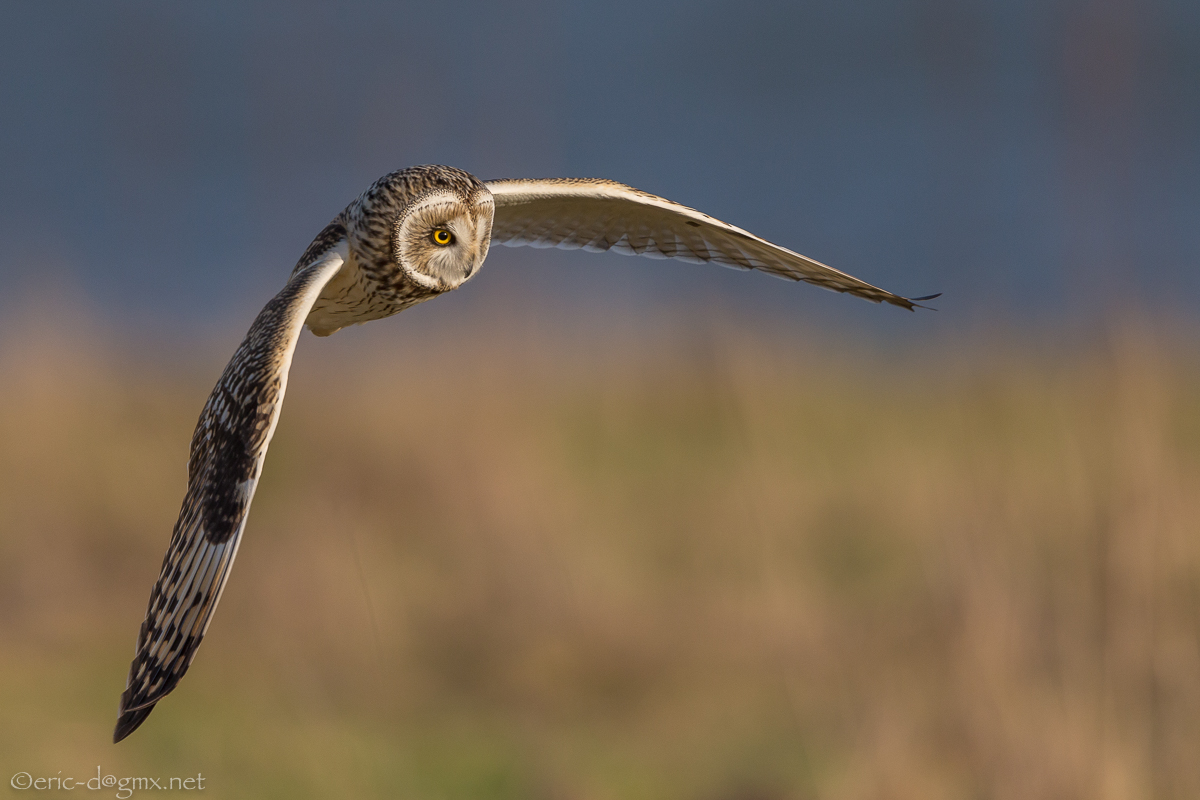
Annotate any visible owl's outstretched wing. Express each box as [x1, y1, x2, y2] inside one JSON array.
[[114, 241, 347, 743], [485, 178, 936, 309]]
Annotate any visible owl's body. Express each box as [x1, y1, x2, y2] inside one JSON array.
[[113, 164, 936, 743]]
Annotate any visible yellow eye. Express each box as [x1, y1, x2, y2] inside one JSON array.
[[431, 228, 453, 246]]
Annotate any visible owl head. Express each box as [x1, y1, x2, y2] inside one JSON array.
[[386, 166, 494, 292]]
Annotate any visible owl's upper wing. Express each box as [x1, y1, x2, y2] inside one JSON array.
[[485, 178, 936, 309], [113, 241, 347, 743]]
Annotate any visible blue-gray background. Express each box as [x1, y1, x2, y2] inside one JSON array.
[[2, 0, 1197, 339]]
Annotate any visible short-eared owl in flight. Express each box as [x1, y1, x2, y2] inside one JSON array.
[[114, 165, 937, 742]]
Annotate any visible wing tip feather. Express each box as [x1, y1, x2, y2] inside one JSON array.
[[905, 292, 942, 311], [113, 702, 156, 743]]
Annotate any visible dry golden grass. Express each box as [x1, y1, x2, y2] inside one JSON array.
[[2, 312, 1199, 799]]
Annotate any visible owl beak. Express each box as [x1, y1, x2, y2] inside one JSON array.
[[467, 204, 493, 280], [464, 246, 483, 279]]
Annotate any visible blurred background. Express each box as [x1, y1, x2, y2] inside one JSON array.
[[2, 1, 1199, 798]]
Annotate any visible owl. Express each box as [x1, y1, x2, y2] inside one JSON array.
[[113, 165, 936, 742]]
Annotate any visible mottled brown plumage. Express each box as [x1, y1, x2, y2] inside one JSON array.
[[115, 165, 934, 743]]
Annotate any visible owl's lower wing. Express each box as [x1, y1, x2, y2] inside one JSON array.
[[485, 178, 936, 310], [114, 242, 347, 743]]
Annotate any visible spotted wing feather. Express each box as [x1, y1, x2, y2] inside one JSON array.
[[114, 243, 347, 743], [485, 178, 934, 309]]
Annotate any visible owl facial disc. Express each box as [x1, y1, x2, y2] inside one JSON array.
[[393, 189, 494, 292]]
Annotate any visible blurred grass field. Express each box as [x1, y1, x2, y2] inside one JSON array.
[[2, 311, 1200, 799]]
